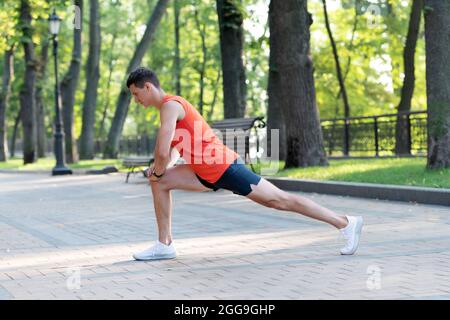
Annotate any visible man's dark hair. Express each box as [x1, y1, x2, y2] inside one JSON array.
[[126, 67, 160, 89]]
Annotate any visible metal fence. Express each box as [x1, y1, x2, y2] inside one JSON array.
[[93, 136, 156, 156], [320, 111, 428, 157], [10, 136, 156, 158]]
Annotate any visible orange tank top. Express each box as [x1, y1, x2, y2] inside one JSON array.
[[163, 95, 238, 183]]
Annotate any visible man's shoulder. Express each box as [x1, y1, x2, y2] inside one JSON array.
[[161, 99, 186, 121]]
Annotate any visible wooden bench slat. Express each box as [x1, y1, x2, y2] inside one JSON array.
[[123, 161, 150, 166], [211, 116, 263, 124], [212, 126, 253, 131], [212, 122, 254, 127], [211, 117, 264, 131], [218, 132, 250, 137], [212, 118, 256, 124], [122, 156, 154, 183], [212, 120, 255, 126]]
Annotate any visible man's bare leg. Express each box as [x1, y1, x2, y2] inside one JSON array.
[[150, 182, 173, 245], [246, 178, 348, 229], [149, 165, 211, 245]]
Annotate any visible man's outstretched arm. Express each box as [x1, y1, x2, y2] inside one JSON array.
[[152, 101, 183, 177]]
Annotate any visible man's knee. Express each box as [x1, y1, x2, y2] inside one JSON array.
[[150, 177, 170, 192], [264, 192, 292, 211]]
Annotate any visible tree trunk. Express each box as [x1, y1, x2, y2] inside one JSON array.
[[330, 2, 358, 154], [267, 69, 286, 160], [10, 105, 23, 158], [266, 12, 286, 161], [98, 30, 117, 141], [424, 0, 450, 169], [328, 4, 359, 156], [207, 68, 221, 122], [103, 0, 170, 159], [322, 0, 351, 156], [395, 0, 423, 156], [79, 0, 101, 160], [194, 6, 207, 116], [322, 0, 350, 118], [35, 39, 50, 158], [0, 47, 14, 162], [216, 0, 247, 118], [339, 2, 358, 100], [19, 0, 38, 164], [174, 0, 182, 96], [269, 0, 328, 168], [61, 0, 83, 164]]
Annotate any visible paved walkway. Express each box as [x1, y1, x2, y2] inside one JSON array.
[[1, 172, 449, 300]]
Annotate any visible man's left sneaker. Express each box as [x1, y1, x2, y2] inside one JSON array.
[[339, 215, 363, 255], [133, 241, 177, 261]]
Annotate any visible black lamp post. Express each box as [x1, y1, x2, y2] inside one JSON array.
[[49, 10, 72, 176]]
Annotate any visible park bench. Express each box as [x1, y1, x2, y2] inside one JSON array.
[[211, 116, 266, 172], [122, 156, 154, 183]]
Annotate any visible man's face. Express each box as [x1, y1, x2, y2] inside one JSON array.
[[130, 83, 152, 108]]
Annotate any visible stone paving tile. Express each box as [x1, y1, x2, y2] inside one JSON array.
[[1, 172, 449, 300]]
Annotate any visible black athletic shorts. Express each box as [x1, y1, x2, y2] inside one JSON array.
[[195, 158, 262, 196]]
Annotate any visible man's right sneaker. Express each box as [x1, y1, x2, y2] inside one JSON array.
[[133, 241, 177, 261], [339, 215, 363, 255]]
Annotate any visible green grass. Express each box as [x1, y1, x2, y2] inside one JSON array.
[[0, 157, 124, 171], [2, 156, 449, 189], [252, 157, 450, 189]]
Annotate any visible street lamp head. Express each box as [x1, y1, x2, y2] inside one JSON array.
[[48, 9, 61, 36]]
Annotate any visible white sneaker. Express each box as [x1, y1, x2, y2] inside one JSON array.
[[133, 241, 177, 261], [339, 215, 363, 255]]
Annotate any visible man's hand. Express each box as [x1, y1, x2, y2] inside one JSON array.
[[148, 167, 165, 183], [146, 165, 157, 183], [149, 174, 161, 183], [145, 164, 154, 178]]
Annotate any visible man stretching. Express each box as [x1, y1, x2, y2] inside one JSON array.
[[127, 67, 363, 261]]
